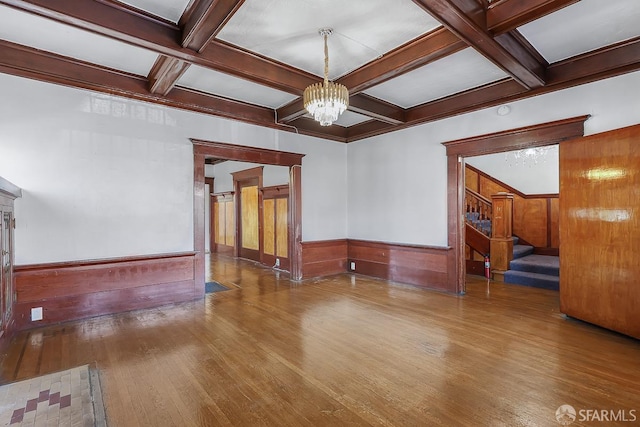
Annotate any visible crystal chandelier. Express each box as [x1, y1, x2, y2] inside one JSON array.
[[303, 29, 349, 126], [504, 146, 552, 167]]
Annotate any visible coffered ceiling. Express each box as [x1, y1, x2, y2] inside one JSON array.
[[0, 0, 638, 142]]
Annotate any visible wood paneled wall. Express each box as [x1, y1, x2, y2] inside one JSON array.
[[466, 164, 559, 253], [212, 193, 234, 255], [348, 240, 451, 291], [559, 124, 640, 339], [302, 239, 454, 291], [301, 239, 348, 279], [13, 252, 196, 331]]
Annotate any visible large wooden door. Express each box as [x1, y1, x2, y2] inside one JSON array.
[[212, 193, 235, 255], [559, 124, 640, 339], [262, 185, 289, 270], [0, 180, 18, 337], [239, 182, 260, 261], [1, 210, 14, 328], [233, 167, 263, 263]]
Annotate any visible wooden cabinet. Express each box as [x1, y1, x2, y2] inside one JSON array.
[[0, 177, 21, 341]]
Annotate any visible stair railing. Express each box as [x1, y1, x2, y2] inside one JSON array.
[[465, 188, 492, 237]]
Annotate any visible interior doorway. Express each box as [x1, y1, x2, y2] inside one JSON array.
[[192, 139, 305, 293], [443, 115, 589, 294]]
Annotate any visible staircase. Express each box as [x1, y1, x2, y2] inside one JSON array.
[[504, 237, 559, 290]]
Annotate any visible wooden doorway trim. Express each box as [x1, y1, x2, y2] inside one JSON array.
[[191, 140, 305, 296], [205, 177, 214, 255], [441, 115, 589, 294]]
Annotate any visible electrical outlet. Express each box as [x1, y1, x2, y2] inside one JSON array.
[[31, 307, 43, 321], [275, 258, 280, 267], [350, 261, 356, 271]]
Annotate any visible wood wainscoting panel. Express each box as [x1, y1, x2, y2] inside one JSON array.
[[559, 124, 640, 339], [13, 252, 197, 330], [301, 240, 348, 279], [348, 240, 450, 291], [513, 197, 547, 247], [465, 167, 479, 192], [549, 197, 560, 248]]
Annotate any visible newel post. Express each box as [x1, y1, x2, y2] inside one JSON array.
[[490, 192, 514, 281]]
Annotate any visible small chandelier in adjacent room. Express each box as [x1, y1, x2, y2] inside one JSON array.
[[303, 29, 349, 126]]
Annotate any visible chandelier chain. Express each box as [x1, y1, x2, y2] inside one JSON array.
[[323, 32, 329, 86]]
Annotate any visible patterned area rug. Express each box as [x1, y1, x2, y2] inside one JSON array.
[[0, 364, 106, 426]]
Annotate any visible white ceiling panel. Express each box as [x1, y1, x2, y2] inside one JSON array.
[[178, 65, 298, 109], [518, 0, 640, 63], [0, 5, 158, 77], [364, 48, 510, 108], [116, 0, 191, 23], [217, 0, 441, 79]]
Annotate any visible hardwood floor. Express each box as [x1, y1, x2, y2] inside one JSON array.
[[2, 254, 639, 426]]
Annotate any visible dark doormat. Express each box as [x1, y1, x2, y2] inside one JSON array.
[[205, 281, 230, 293]]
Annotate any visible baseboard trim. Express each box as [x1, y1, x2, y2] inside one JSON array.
[[14, 252, 197, 330]]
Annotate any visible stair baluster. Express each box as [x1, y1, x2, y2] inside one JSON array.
[[464, 189, 492, 237]]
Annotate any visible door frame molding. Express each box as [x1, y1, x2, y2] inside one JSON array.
[[191, 140, 304, 295], [441, 115, 589, 294]]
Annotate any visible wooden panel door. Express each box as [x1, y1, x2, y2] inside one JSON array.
[[240, 185, 259, 257], [559, 124, 640, 339], [262, 186, 289, 270], [1, 208, 14, 330], [212, 194, 234, 255]]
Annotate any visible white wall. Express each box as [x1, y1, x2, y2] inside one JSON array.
[[347, 70, 640, 246], [2, 69, 639, 263], [206, 162, 290, 193], [466, 145, 559, 194], [0, 74, 347, 264]]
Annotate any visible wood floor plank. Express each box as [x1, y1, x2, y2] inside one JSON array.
[[1, 253, 639, 426]]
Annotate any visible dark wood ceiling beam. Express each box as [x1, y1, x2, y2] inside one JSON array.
[[147, 55, 191, 95], [346, 120, 396, 140], [0, 0, 184, 56], [275, 93, 406, 126], [546, 36, 640, 85], [274, 28, 463, 126], [405, 78, 525, 123], [487, 0, 580, 35], [181, 0, 246, 51], [201, 41, 317, 93], [287, 118, 349, 143], [348, 37, 640, 141], [0, 39, 277, 127], [337, 27, 466, 93], [0, 0, 318, 95], [348, 95, 405, 125], [412, 0, 546, 89], [3, 0, 410, 127], [276, 99, 306, 123], [147, 0, 245, 97]]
